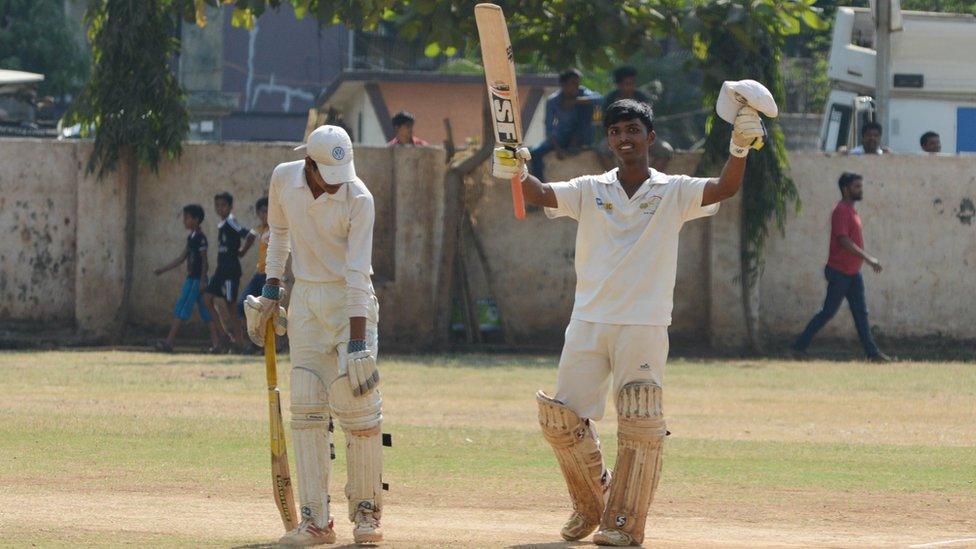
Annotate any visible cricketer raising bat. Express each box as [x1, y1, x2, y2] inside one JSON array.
[[265, 318, 298, 531], [475, 3, 527, 220]]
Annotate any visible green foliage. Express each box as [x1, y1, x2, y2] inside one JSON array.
[[686, 1, 822, 301], [66, 0, 188, 177], [0, 0, 89, 97]]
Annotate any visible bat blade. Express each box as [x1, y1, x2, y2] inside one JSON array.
[[266, 321, 298, 532], [475, 3, 527, 220]]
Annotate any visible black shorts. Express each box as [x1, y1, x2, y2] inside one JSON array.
[[205, 270, 241, 303]]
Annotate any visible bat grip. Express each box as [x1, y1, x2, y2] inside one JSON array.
[[265, 318, 277, 387], [510, 175, 526, 220]]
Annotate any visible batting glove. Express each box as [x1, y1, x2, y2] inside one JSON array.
[[244, 293, 287, 347], [344, 339, 379, 397], [729, 106, 766, 158], [492, 146, 530, 181]]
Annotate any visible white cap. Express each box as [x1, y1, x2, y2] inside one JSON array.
[[716, 79, 779, 124], [294, 125, 356, 183]]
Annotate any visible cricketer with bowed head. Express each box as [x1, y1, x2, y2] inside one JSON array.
[[494, 80, 777, 546], [244, 125, 383, 546]]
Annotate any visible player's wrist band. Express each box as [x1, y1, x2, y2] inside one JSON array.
[[729, 141, 749, 158], [348, 339, 367, 353], [261, 284, 281, 300]]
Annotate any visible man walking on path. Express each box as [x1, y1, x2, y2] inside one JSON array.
[[791, 172, 891, 362]]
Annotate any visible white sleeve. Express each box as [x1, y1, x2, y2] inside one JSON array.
[[345, 191, 375, 318], [264, 166, 291, 280], [673, 175, 720, 222], [543, 177, 585, 221]]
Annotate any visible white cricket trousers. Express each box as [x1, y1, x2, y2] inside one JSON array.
[[554, 319, 669, 421], [287, 279, 380, 526]]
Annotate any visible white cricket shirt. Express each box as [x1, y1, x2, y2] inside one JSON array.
[[265, 160, 375, 318], [545, 168, 718, 326]]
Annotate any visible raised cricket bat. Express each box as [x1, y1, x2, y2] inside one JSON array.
[[265, 319, 298, 531], [475, 3, 527, 220]]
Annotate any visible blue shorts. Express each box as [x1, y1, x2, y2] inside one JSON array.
[[237, 272, 267, 317], [174, 278, 212, 322]]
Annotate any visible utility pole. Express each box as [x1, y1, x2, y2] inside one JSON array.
[[875, 0, 892, 147]]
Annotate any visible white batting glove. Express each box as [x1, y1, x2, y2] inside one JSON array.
[[244, 294, 287, 347], [729, 106, 766, 158], [344, 339, 379, 397], [492, 146, 530, 181]]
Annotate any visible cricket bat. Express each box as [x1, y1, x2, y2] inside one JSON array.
[[265, 319, 298, 531], [475, 3, 527, 220]]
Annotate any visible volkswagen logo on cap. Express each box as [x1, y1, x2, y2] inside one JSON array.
[[332, 146, 345, 161]]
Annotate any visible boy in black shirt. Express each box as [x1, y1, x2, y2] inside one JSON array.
[[153, 205, 221, 352], [204, 192, 256, 351]]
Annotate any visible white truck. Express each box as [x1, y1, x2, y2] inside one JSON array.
[[819, 5, 976, 154]]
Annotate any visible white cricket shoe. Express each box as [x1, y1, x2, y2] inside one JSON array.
[[278, 518, 336, 546], [352, 501, 383, 544], [560, 510, 600, 541]]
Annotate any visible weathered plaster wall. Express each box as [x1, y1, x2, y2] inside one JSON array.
[[0, 140, 79, 322], [3, 138, 974, 347]]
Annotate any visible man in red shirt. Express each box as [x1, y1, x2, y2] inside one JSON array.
[[387, 111, 430, 146], [792, 172, 891, 361]]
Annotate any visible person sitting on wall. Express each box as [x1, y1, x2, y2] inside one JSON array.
[[920, 131, 941, 154], [388, 110, 430, 146], [529, 68, 602, 181], [841, 121, 891, 155]]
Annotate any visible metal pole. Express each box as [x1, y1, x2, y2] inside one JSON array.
[[875, 0, 891, 148]]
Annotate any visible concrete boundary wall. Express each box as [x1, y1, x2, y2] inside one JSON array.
[[1, 138, 974, 348]]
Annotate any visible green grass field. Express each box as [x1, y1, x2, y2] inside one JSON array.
[[1, 350, 974, 547]]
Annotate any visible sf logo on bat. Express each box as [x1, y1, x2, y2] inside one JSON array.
[[489, 84, 518, 145]]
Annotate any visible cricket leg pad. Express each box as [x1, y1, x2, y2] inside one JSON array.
[[536, 390, 611, 541], [329, 376, 383, 523], [290, 367, 333, 529], [594, 381, 667, 546]]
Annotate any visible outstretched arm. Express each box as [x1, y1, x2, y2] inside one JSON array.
[[154, 250, 187, 275]]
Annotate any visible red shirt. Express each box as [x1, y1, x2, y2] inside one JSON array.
[[827, 201, 864, 275]]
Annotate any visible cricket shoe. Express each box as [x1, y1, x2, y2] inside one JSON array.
[[593, 527, 639, 546], [560, 511, 600, 541], [352, 500, 383, 544], [278, 518, 336, 546]]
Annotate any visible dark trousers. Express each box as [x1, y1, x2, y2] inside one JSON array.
[[792, 265, 880, 357], [530, 135, 577, 182]]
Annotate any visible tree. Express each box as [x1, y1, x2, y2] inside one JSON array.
[[0, 0, 89, 97], [683, 0, 825, 352], [65, 0, 188, 339]]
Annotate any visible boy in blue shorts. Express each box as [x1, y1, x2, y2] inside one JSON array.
[[153, 204, 221, 352]]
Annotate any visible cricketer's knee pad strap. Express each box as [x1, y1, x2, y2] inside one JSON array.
[[536, 390, 610, 525], [290, 367, 332, 528], [329, 377, 383, 521], [600, 381, 667, 544]]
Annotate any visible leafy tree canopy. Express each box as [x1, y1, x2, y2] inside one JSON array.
[[0, 0, 89, 97]]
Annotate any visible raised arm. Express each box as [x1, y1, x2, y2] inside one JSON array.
[[701, 155, 746, 206], [701, 106, 766, 207]]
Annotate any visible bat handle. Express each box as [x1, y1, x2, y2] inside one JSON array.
[[510, 175, 526, 220]]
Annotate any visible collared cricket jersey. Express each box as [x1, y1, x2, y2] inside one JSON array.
[[545, 168, 719, 326], [265, 160, 375, 318]]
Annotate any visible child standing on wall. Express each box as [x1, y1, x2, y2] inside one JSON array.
[[237, 196, 271, 353], [153, 204, 222, 352]]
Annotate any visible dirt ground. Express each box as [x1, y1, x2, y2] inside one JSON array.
[[5, 485, 976, 547]]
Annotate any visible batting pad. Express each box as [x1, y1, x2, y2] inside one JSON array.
[[598, 381, 667, 545], [330, 378, 383, 521], [536, 391, 611, 541], [290, 368, 333, 529]]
